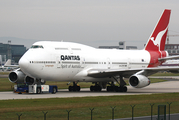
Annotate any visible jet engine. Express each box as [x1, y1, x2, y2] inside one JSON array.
[[9, 69, 42, 85], [129, 74, 150, 88], [25, 76, 35, 85], [9, 69, 25, 83]]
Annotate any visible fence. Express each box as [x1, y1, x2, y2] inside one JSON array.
[[1, 102, 174, 120]]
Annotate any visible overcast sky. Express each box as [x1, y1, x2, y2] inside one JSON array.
[[0, 0, 179, 49]]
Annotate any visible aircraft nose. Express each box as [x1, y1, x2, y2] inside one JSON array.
[[19, 57, 29, 71]]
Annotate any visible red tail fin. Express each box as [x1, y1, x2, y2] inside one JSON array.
[[145, 9, 171, 51]]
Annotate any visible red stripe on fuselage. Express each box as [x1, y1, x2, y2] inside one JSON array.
[[147, 51, 167, 67]]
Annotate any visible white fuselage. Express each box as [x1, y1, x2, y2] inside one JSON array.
[[19, 41, 151, 82]]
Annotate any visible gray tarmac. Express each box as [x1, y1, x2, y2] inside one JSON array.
[[0, 80, 179, 100], [0, 74, 8, 78]]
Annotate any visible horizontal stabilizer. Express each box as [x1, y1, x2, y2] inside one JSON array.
[[158, 55, 179, 61]]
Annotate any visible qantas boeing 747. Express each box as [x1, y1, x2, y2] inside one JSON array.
[[9, 9, 179, 92]]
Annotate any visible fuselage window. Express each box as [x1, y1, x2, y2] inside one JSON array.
[[30, 61, 56, 64]]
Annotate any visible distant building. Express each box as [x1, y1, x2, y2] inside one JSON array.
[[99, 46, 119, 49], [0, 42, 26, 64], [126, 46, 138, 50], [119, 41, 126, 49], [165, 44, 179, 56]]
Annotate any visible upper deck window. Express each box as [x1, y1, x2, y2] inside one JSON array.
[[31, 45, 44, 49]]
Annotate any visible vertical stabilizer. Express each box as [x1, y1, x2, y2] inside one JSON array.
[[145, 9, 171, 51]]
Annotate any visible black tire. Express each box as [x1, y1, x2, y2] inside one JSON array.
[[122, 86, 127, 92], [77, 86, 80, 91], [107, 86, 113, 92], [90, 86, 94, 91], [97, 86, 102, 92], [37, 87, 41, 94], [52, 87, 57, 94], [107, 86, 110, 92], [68, 86, 72, 92], [94, 86, 98, 91], [114, 86, 119, 92]]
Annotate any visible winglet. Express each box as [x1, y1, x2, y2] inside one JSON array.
[[144, 9, 171, 51]]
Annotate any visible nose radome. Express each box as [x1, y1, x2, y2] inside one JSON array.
[[19, 57, 29, 71]]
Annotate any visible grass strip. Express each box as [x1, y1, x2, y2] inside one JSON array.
[[0, 93, 179, 120]]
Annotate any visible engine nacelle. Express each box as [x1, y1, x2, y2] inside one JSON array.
[[25, 76, 35, 85], [9, 70, 25, 83], [129, 74, 150, 88]]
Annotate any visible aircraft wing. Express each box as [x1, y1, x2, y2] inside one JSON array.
[[4, 65, 19, 67], [87, 66, 179, 78]]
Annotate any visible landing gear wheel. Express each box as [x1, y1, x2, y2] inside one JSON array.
[[114, 86, 120, 92], [109, 76, 127, 92], [52, 87, 57, 94], [107, 86, 127, 92], [107, 86, 114, 92], [121, 86, 127, 92], [68, 86, 73, 92], [37, 87, 41, 94], [90, 86, 94, 91], [68, 85, 81, 92], [90, 85, 102, 92], [77, 86, 80, 91], [96, 86, 102, 91]]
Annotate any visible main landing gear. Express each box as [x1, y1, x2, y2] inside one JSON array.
[[68, 76, 127, 92], [68, 82, 81, 92], [107, 85, 127, 92], [90, 82, 102, 92], [107, 76, 127, 92]]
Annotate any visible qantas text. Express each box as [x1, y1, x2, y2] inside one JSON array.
[[61, 55, 80, 61]]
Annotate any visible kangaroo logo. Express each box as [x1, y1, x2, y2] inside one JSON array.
[[150, 27, 168, 51]]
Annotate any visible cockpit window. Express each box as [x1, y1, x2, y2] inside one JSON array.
[[31, 45, 44, 49]]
